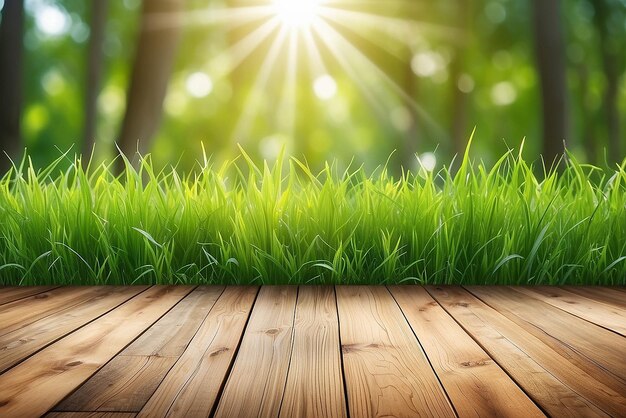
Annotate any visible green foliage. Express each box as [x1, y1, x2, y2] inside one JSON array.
[[15, 0, 626, 172], [1, 147, 625, 285]]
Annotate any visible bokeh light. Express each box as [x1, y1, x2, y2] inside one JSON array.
[[313, 75, 337, 100], [185, 72, 213, 98]]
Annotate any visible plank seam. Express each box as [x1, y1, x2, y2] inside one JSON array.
[[333, 285, 351, 418], [138, 286, 227, 415], [48, 286, 198, 413], [276, 285, 300, 417], [510, 287, 626, 338], [386, 286, 460, 418], [561, 286, 626, 308], [0, 286, 61, 306], [0, 286, 153, 376], [464, 286, 626, 385], [0, 287, 119, 339], [208, 286, 261, 418], [425, 286, 563, 418]]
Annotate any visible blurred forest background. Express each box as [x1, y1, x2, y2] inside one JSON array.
[[0, 0, 625, 174]]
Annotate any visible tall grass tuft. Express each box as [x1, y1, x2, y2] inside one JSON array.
[[1, 146, 625, 285]]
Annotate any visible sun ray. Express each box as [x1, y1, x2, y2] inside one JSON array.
[[314, 18, 446, 137], [319, 8, 461, 52], [163, 0, 452, 154], [210, 17, 282, 81], [276, 30, 299, 139], [312, 19, 391, 123], [143, 5, 276, 31], [321, 7, 458, 36], [318, 13, 412, 65], [232, 25, 290, 144], [302, 25, 329, 77]]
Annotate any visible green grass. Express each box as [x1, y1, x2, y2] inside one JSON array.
[[1, 144, 626, 285]]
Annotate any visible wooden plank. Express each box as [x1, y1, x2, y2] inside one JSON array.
[[46, 413, 136, 418], [213, 286, 297, 418], [123, 286, 226, 357], [513, 286, 626, 336], [389, 286, 543, 418], [562, 286, 626, 309], [138, 286, 258, 417], [428, 286, 620, 417], [55, 286, 224, 412], [466, 286, 626, 382], [0, 286, 58, 305], [0, 287, 119, 336], [279, 286, 347, 418], [336, 286, 455, 418], [55, 355, 176, 413], [0, 286, 148, 373], [0, 286, 194, 417]]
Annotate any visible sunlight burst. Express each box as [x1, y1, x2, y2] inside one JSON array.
[[271, 0, 322, 29], [179, 0, 451, 151]]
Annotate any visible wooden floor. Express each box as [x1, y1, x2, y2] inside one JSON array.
[[0, 286, 624, 417]]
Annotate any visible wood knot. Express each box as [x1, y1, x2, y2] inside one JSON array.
[[0, 400, 9, 407], [419, 301, 439, 311], [454, 302, 469, 308], [209, 347, 229, 357], [342, 343, 381, 353], [264, 328, 280, 336], [460, 359, 491, 367], [66, 361, 83, 367], [34, 293, 49, 299], [342, 344, 356, 354]]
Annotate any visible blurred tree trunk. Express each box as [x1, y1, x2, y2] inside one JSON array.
[[399, 54, 419, 171], [577, 64, 597, 164], [591, 0, 622, 164], [116, 0, 183, 172], [532, 0, 568, 166], [449, 0, 471, 158], [83, 0, 109, 167], [0, 0, 25, 172]]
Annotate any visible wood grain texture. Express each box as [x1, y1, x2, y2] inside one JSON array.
[[0, 286, 58, 305], [513, 286, 626, 336], [0, 286, 147, 373], [139, 286, 258, 418], [562, 286, 626, 308], [389, 286, 543, 418], [56, 355, 176, 413], [1, 285, 624, 418], [0, 286, 194, 417], [428, 286, 620, 417], [466, 286, 626, 382], [279, 286, 347, 418], [55, 286, 224, 412], [123, 286, 226, 357], [55, 286, 225, 412], [214, 286, 297, 418], [0, 287, 122, 336], [336, 286, 455, 418], [46, 413, 136, 418]]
